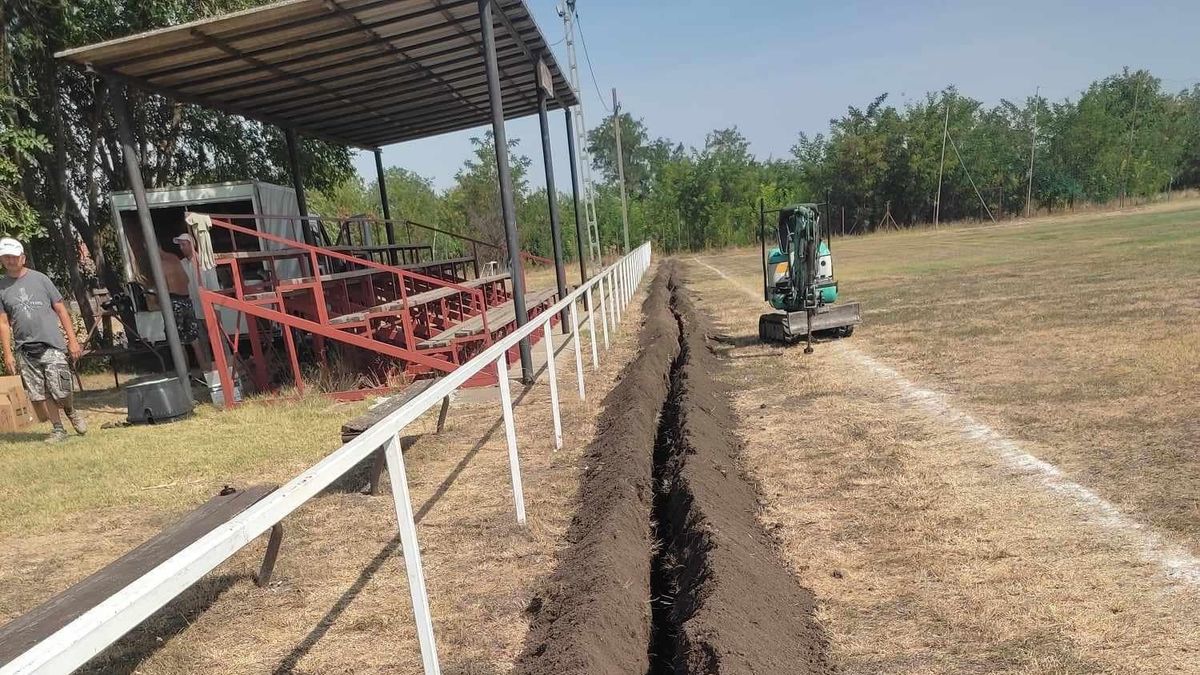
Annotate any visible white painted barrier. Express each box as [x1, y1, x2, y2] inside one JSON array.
[[1, 243, 653, 675]]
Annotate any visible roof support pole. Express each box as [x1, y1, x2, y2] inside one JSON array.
[[285, 128, 315, 245], [479, 0, 532, 383], [109, 83, 194, 404], [536, 71, 569, 328], [375, 149, 398, 264], [564, 107, 588, 284]]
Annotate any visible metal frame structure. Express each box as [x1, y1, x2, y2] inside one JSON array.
[[57, 0, 583, 388], [190, 214, 563, 398], [1, 242, 651, 675], [55, 0, 576, 149]]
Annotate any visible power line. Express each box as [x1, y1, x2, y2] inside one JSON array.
[[572, 9, 611, 113]]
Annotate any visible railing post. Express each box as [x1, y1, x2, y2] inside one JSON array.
[[382, 433, 441, 675], [495, 355, 526, 525], [201, 293, 234, 410], [619, 263, 627, 317], [612, 267, 622, 325], [569, 299, 586, 400], [622, 260, 629, 306], [585, 286, 599, 369], [542, 323, 563, 451], [597, 275, 610, 350]]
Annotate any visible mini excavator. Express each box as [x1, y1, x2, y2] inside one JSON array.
[[758, 201, 861, 353]]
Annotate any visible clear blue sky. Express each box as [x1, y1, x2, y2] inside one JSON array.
[[356, 0, 1200, 192]]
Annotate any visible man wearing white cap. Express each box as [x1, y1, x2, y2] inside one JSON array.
[[0, 237, 86, 443], [172, 232, 214, 371]]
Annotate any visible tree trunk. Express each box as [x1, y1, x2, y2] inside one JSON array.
[[45, 57, 98, 336]]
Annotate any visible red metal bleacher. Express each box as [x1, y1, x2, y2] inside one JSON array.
[[192, 215, 559, 403]]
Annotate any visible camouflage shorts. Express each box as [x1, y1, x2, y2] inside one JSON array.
[[18, 347, 73, 402], [170, 296, 200, 343]]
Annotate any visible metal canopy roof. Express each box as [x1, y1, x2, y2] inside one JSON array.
[[56, 0, 578, 150]]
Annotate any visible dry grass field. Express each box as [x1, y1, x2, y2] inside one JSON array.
[[4, 199, 1198, 673], [0, 277, 646, 674], [683, 200, 1200, 673]]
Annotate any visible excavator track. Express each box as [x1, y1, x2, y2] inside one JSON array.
[[758, 302, 862, 344]]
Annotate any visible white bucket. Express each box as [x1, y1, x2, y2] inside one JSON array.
[[205, 370, 244, 407]]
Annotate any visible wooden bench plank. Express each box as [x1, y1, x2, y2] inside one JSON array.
[[328, 273, 512, 326], [0, 485, 278, 666], [340, 380, 452, 495], [326, 244, 431, 254], [276, 257, 476, 289], [278, 267, 384, 286], [341, 379, 439, 442], [216, 249, 306, 261], [417, 288, 558, 349]]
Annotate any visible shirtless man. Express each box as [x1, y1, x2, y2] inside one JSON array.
[[156, 243, 209, 371], [172, 233, 214, 371]]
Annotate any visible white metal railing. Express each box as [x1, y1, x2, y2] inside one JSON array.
[[3, 242, 653, 675]]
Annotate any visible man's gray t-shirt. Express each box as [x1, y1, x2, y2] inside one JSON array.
[[0, 270, 67, 351]]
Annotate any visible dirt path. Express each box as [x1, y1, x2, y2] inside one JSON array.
[[518, 260, 830, 674], [682, 253, 1200, 673]]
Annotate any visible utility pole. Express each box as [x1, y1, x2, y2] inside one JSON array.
[[934, 99, 950, 228], [558, 1, 601, 266], [1025, 85, 1039, 218], [612, 87, 630, 252]]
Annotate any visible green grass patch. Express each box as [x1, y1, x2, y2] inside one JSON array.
[[0, 391, 367, 536]]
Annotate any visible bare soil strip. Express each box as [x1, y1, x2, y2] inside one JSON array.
[[518, 260, 830, 674]]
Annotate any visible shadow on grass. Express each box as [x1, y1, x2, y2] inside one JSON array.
[[0, 431, 49, 443], [271, 382, 537, 674], [324, 436, 420, 495], [78, 573, 243, 675], [710, 332, 762, 349]]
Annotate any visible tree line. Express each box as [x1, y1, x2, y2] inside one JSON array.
[[4, 0, 1198, 315], [320, 67, 1200, 260], [2, 0, 356, 327], [584, 68, 1200, 254]]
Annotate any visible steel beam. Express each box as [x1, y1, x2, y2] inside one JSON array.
[[429, 0, 536, 110], [537, 76, 568, 325], [324, 0, 491, 120], [109, 83, 193, 404], [259, 44, 527, 119], [110, 0, 476, 75], [564, 106, 588, 283], [174, 1, 487, 90], [375, 150, 396, 249], [479, 0, 532, 382], [310, 75, 536, 136]]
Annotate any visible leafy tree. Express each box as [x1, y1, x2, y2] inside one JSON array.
[[444, 133, 531, 257], [3, 0, 354, 332]]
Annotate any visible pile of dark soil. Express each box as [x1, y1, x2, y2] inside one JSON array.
[[517, 260, 831, 674]]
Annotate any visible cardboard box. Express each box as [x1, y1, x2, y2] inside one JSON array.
[[0, 376, 36, 432]]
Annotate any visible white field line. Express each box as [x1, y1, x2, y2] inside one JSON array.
[[690, 255, 1200, 585]]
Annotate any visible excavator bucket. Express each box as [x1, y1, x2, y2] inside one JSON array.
[[759, 302, 862, 344]]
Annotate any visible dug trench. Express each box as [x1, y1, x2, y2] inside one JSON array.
[[517, 260, 831, 674]]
